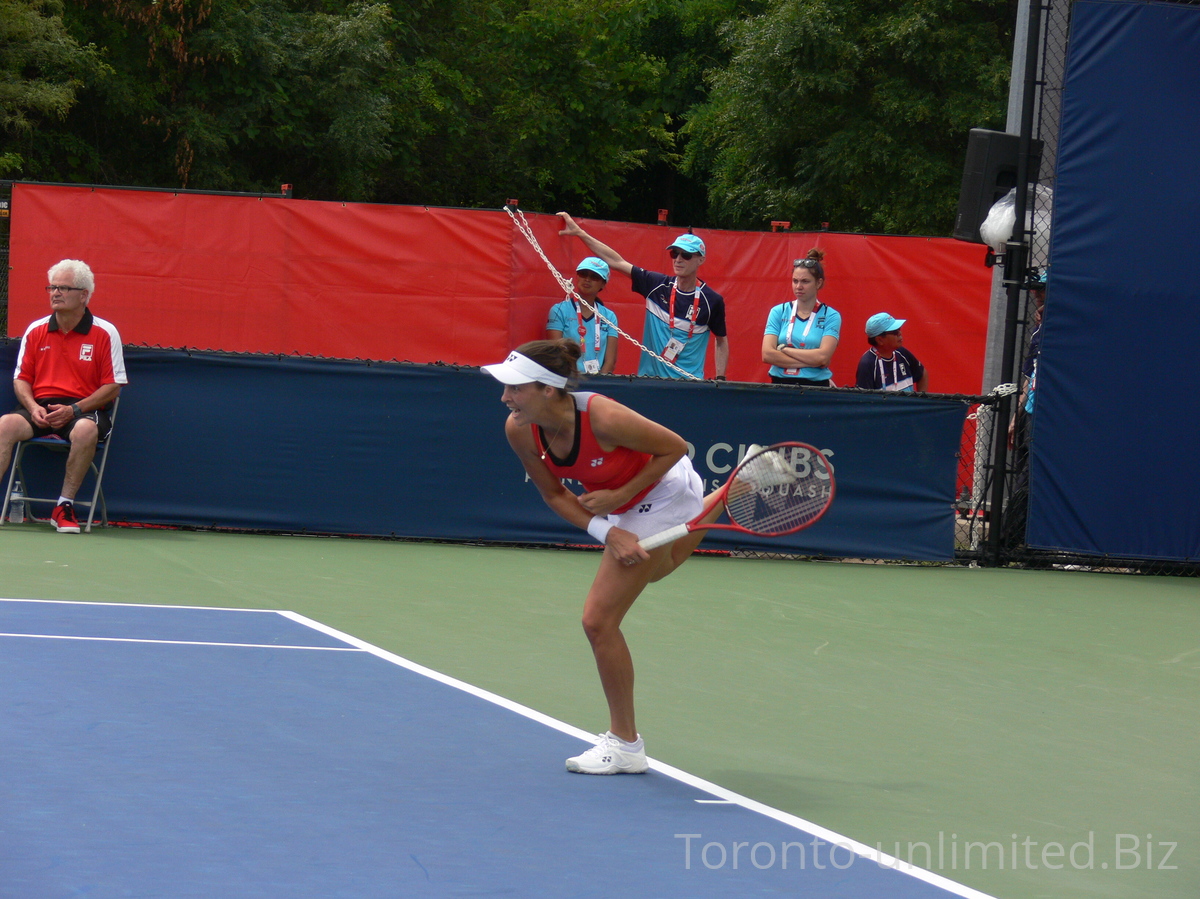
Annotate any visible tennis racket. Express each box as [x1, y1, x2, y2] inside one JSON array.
[[638, 442, 835, 550]]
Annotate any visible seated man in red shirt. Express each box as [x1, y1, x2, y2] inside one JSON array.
[[1, 259, 128, 533]]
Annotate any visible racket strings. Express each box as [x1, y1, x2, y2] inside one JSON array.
[[725, 448, 833, 535]]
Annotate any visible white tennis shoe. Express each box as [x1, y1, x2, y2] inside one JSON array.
[[738, 444, 795, 490], [566, 732, 648, 775]]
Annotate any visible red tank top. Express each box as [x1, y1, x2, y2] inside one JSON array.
[[532, 392, 656, 514]]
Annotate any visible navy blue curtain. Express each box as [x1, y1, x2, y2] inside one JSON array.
[[2, 345, 966, 559], [1027, 0, 1200, 560]]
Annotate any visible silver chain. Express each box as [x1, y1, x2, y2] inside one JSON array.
[[504, 205, 702, 381]]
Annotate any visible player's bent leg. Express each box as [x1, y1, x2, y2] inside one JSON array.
[[579, 547, 665, 742], [567, 550, 662, 775]]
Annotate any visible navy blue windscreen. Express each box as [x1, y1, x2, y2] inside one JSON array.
[[1027, 0, 1200, 560], [0, 345, 965, 560]]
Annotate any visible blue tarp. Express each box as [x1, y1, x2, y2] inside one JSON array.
[[2, 346, 966, 560], [1027, 0, 1200, 560]]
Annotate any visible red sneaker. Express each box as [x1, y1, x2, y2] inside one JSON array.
[[51, 502, 81, 534]]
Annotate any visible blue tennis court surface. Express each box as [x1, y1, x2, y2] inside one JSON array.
[[2, 598, 994, 898]]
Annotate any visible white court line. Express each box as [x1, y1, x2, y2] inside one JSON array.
[[280, 610, 1001, 899], [0, 632, 362, 651], [1, 597, 998, 899], [0, 597, 285, 614], [0, 598, 357, 651]]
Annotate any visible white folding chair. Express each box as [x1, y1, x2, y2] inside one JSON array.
[[2, 397, 120, 533]]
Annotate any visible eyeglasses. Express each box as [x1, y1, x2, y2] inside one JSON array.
[[46, 285, 84, 294], [668, 249, 695, 261], [793, 259, 820, 269]]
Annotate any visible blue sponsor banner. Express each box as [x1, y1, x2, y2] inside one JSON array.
[[1, 346, 966, 559]]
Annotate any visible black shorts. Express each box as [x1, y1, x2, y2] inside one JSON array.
[[11, 397, 114, 442], [770, 375, 832, 387]]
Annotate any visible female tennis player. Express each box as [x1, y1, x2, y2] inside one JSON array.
[[483, 339, 723, 774]]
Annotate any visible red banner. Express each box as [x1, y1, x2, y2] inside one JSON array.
[[10, 184, 990, 392]]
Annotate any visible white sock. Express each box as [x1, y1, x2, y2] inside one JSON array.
[[58, 496, 73, 506], [612, 732, 643, 751]]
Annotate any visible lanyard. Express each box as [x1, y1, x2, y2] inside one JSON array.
[[784, 300, 820, 347], [573, 299, 602, 354], [669, 282, 703, 343], [875, 350, 899, 388], [874, 349, 913, 391]]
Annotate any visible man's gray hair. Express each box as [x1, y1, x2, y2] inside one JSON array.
[[48, 259, 95, 302]]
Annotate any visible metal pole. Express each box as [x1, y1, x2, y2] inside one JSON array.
[[985, 0, 1043, 564]]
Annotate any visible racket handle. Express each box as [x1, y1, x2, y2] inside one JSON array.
[[638, 524, 690, 551]]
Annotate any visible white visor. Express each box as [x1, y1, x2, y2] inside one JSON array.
[[481, 351, 568, 388]]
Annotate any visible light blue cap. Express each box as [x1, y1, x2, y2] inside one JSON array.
[[576, 256, 610, 281], [668, 234, 706, 256], [865, 312, 906, 338]]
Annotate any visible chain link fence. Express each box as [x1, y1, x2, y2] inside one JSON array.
[[0, 181, 11, 336]]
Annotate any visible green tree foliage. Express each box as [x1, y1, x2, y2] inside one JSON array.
[[376, 0, 675, 214], [687, 0, 1012, 234], [7, 0, 1013, 234], [609, 0, 764, 226], [0, 0, 106, 176], [19, 0, 686, 213], [25, 0, 404, 197]]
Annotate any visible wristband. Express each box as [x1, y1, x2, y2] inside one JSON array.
[[71, 403, 82, 417], [586, 516, 613, 544], [714, 375, 727, 381]]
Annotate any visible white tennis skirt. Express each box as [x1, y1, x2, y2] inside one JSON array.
[[607, 456, 705, 541]]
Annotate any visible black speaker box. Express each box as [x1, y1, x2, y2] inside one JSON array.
[[953, 129, 1043, 244]]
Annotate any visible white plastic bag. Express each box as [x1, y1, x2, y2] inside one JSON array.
[[979, 185, 1054, 264], [979, 189, 1017, 253]]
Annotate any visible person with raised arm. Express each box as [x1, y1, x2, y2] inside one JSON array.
[[557, 213, 728, 380]]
